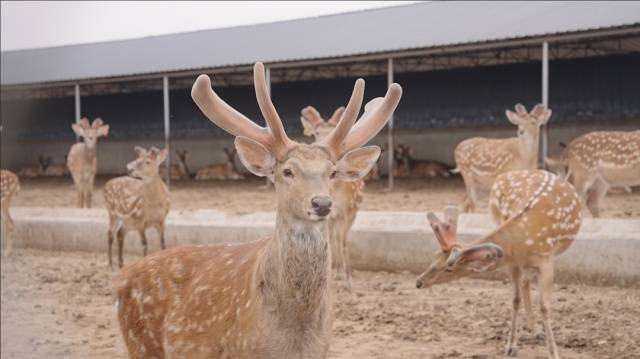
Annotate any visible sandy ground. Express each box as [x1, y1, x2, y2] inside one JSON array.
[[2, 248, 639, 359], [11, 176, 640, 218]]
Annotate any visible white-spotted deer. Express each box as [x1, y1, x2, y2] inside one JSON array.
[[195, 147, 244, 180], [67, 117, 109, 207], [116, 62, 401, 358], [1, 169, 20, 256], [162, 150, 191, 181], [395, 144, 452, 178], [544, 131, 639, 217], [104, 147, 170, 268], [454, 104, 551, 212], [301, 105, 366, 288], [417, 170, 582, 359]]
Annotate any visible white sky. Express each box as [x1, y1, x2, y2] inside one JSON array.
[[1, 1, 419, 51]]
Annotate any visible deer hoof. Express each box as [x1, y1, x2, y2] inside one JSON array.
[[505, 345, 518, 357]]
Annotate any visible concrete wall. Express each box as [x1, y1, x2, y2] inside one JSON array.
[[3, 207, 639, 287], [2, 121, 638, 174]]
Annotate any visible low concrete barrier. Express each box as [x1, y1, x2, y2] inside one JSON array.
[[2, 207, 639, 286]]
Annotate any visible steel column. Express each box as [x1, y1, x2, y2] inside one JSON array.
[[74, 83, 81, 123]]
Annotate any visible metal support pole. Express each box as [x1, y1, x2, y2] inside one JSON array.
[[74, 83, 81, 140], [541, 42, 549, 168], [163, 76, 171, 189], [387, 58, 395, 190]]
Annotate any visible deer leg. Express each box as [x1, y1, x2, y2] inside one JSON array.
[[85, 189, 93, 208], [341, 214, 356, 290], [108, 226, 114, 269], [538, 262, 561, 359], [522, 277, 543, 339], [117, 227, 126, 269], [139, 228, 148, 257], [506, 266, 522, 357], [77, 189, 84, 208], [460, 171, 477, 213], [157, 223, 166, 250], [586, 178, 609, 218], [2, 207, 15, 256]]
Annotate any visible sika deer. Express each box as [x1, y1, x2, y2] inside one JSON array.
[[301, 105, 366, 287], [545, 131, 639, 217], [416, 170, 582, 359], [67, 117, 109, 208], [395, 144, 452, 178], [195, 147, 244, 180], [115, 62, 401, 358], [162, 150, 191, 181], [1, 169, 20, 256], [104, 147, 170, 268], [454, 104, 551, 212]]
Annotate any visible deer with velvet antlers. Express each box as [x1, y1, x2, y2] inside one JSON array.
[[115, 63, 401, 358], [454, 104, 551, 212], [545, 130, 639, 217], [104, 147, 170, 268], [300, 105, 366, 288], [67, 117, 109, 208], [416, 170, 581, 359]]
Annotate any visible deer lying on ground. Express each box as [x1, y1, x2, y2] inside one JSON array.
[[161, 150, 191, 181], [18, 156, 46, 178], [395, 144, 452, 178], [116, 62, 401, 358], [44, 156, 70, 177], [104, 146, 170, 268], [301, 105, 365, 288], [454, 104, 551, 212], [195, 147, 244, 180], [417, 170, 582, 359], [544, 131, 639, 217], [1, 169, 20, 256], [67, 117, 109, 207]]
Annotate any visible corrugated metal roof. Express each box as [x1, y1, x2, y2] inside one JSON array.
[[2, 1, 639, 86]]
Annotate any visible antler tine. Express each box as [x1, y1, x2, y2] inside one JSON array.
[[319, 79, 365, 158], [79, 117, 91, 129], [327, 106, 346, 126], [514, 103, 527, 116], [301, 106, 325, 128], [191, 73, 272, 148], [530, 103, 545, 117], [91, 117, 104, 129], [253, 62, 296, 159], [336, 83, 402, 157]]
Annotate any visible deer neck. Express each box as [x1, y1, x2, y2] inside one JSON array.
[[517, 131, 539, 168], [141, 175, 166, 201], [82, 144, 97, 162], [258, 212, 331, 326]]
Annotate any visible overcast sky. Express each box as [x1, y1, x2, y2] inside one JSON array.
[[1, 1, 419, 51]]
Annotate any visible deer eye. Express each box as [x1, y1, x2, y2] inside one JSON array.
[[283, 169, 293, 178]]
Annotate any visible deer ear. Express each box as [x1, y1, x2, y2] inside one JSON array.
[[300, 116, 316, 137], [539, 109, 552, 125], [97, 124, 109, 137], [72, 123, 85, 137], [446, 243, 503, 272], [235, 136, 276, 179], [505, 110, 521, 125], [334, 146, 381, 181], [154, 148, 168, 164], [134, 146, 147, 157]]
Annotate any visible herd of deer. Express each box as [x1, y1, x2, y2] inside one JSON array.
[[0, 62, 638, 358]]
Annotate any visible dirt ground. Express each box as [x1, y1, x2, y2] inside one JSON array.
[[11, 176, 640, 218], [1, 248, 639, 359]]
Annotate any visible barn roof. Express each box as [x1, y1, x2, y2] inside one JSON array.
[[2, 1, 639, 86]]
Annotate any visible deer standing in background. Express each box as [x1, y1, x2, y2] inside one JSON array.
[[67, 117, 109, 208], [104, 147, 170, 268], [195, 147, 245, 180], [454, 104, 551, 212], [395, 144, 452, 178], [301, 105, 364, 288], [417, 170, 581, 359], [116, 62, 401, 358], [1, 170, 20, 256], [544, 131, 639, 217], [162, 149, 191, 181]]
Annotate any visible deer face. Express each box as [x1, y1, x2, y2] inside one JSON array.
[[416, 207, 503, 289], [72, 117, 109, 149], [505, 104, 551, 142], [301, 106, 346, 143], [127, 147, 168, 180]]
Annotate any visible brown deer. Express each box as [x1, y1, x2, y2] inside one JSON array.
[[395, 144, 452, 178], [18, 156, 46, 178], [544, 131, 639, 217], [44, 156, 70, 177], [417, 170, 582, 359], [104, 146, 169, 268], [195, 147, 244, 180], [115, 62, 401, 358], [454, 104, 551, 212], [161, 150, 191, 181], [1, 169, 20, 256], [67, 117, 109, 207], [301, 105, 366, 288]]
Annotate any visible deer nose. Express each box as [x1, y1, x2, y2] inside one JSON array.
[[416, 279, 423, 289], [311, 196, 332, 216]]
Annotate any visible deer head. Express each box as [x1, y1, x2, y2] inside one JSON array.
[[72, 117, 109, 149], [300, 106, 346, 141], [505, 104, 551, 143], [127, 146, 168, 181], [416, 206, 503, 289], [192, 62, 401, 221]]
